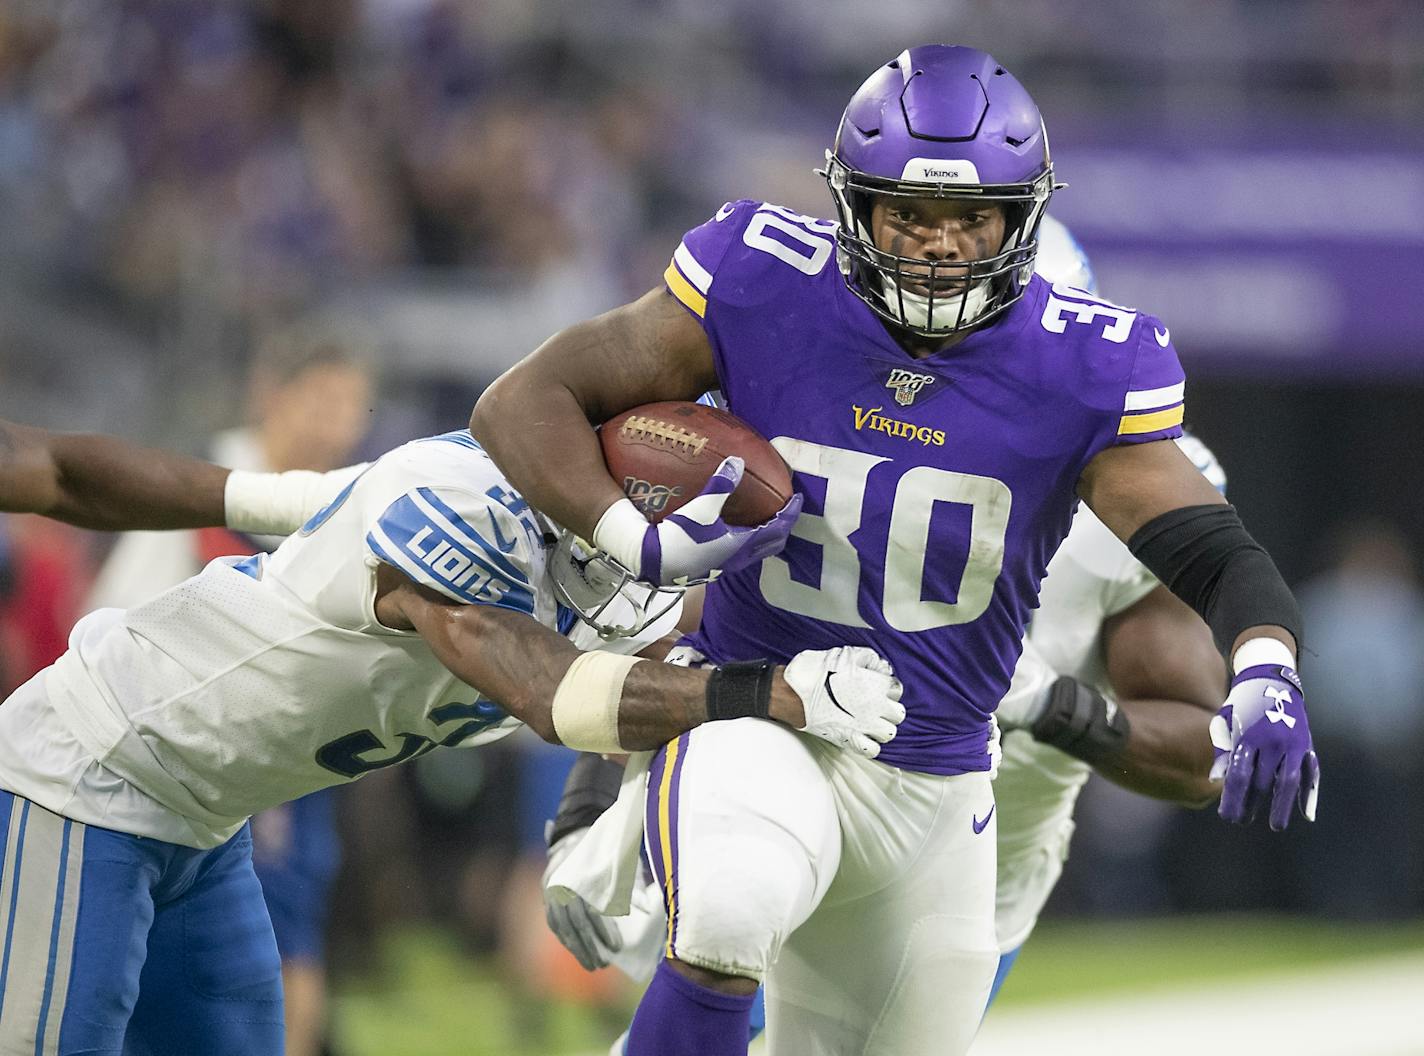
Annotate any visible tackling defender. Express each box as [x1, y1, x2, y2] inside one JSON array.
[[474, 45, 1317, 1056], [83, 320, 376, 1056], [0, 420, 906, 1054]]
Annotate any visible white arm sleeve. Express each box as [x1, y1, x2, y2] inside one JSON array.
[[996, 637, 1060, 729], [224, 463, 370, 536]]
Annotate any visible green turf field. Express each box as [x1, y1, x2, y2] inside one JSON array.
[[330, 916, 1424, 1055]]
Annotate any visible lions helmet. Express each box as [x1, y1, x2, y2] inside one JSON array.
[[1033, 214, 1097, 295]]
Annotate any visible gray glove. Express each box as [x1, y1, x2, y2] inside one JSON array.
[[542, 826, 622, 971]]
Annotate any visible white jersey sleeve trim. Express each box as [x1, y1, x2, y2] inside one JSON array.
[[1123, 381, 1185, 411], [674, 242, 714, 294]]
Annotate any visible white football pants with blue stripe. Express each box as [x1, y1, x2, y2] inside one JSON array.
[[0, 791, 283, 1056]]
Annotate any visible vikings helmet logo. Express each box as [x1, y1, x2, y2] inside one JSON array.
[[885, 368, 935, 407]]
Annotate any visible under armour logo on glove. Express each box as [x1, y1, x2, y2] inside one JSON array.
[[1263, 688, 1296, 727], [1210, 665, 1319, 831]]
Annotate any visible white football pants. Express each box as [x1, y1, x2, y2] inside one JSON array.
[[642, 717, 998, 1055]]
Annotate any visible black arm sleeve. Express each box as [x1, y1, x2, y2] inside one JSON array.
[[1127, 504, 1302, 657], [1031, 676, 1131, 770]]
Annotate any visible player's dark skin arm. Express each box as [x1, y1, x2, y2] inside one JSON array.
[[0, 418, 230, 530], [372, 564, 807, 747], [471, 289, 716, 538], [1078, 439, 1296, 661], [1097, 585, 1223, 807]]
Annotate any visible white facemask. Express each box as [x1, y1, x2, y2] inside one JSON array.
[[547, 531, 684, 640]]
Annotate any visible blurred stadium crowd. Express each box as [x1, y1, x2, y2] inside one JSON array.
[[1, 0, 1420, 413], [1, 0, 1422, 1051]]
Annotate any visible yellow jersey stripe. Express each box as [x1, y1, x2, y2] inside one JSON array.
[[1118, 403, 1185, 435], [674, 242, 713, 294], [663, 262, 707, 318], [658, 737, 681, 957]]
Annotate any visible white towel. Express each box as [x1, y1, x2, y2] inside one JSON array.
[[547, 750, 652, 917]]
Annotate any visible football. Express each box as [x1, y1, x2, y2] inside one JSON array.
[[600, 401, 794, 526]]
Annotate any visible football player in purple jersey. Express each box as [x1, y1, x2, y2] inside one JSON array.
[[475, 44, 1317, 1056], [538, 218, 1235, 1056]]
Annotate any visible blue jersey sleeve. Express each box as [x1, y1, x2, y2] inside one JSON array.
[[1114, 312, 1186, 445], [365, 486, 537, 615]]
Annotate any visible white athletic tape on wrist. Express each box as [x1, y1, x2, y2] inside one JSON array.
[[592, 498, 649, 576], [224, 463, 368, 536], [1232, 636, 1296, 675], [551, 651, 647, 753]]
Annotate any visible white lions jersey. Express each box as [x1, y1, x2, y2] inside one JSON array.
[[0, 431, 675, 849], [993, 434, 1225, 952]]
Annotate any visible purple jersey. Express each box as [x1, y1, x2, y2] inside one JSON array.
[[664, 200, 1185, 775]]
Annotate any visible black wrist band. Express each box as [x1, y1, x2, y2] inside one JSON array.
[[547, 753, 625, 848], [1030, 676, 1131, 770], [705, 660, 775, 722]]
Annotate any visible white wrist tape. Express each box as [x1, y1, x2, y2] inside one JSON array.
[[592, 498, 649, 575], [1232, 636, 1296, 675], [224, 463, 369, 536], [550, 651, 646, 753]]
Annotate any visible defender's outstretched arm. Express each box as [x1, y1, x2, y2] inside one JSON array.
[[373, 565, 904, 756], [0, 418, 229, 530], [0, 417, 365, 536], [1016, 584, 1223, 807]]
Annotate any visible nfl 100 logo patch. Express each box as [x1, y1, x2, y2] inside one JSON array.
[[885, 368, 935, 407], [623, 476, 683, 516]]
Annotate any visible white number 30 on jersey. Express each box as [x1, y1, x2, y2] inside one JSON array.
[[758, 438, 1011, 633]]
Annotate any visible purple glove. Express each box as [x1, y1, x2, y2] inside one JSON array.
[[1210, 664, 1320, 830], [594, 456, 803, 587]]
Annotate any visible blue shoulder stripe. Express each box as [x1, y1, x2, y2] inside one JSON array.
[[367, 526, 535, 615], [557, 606, 578, 636], [415, 487, 527, 585], [369, 494, 535, 613], [299, 464, 373, 537]]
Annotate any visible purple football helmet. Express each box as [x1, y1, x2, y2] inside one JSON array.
[[823, 45, 1058, 336]]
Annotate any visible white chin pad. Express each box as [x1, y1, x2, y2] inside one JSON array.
[[889, 279, 990, 332]]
